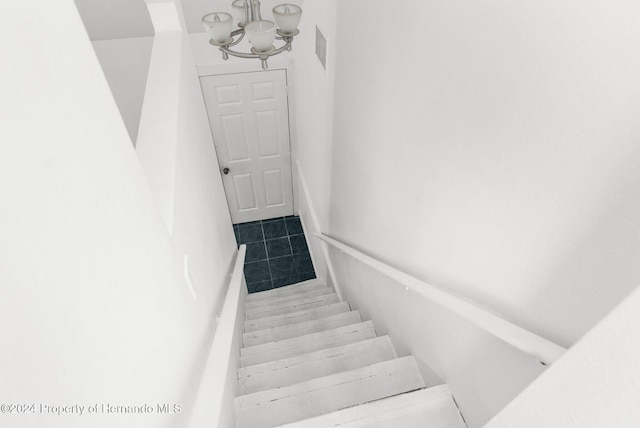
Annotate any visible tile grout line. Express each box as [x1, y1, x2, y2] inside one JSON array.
[[236, 216, 316, 293]]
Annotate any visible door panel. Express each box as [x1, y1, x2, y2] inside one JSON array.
[[215, 84, 242, 104], [251, 81, 276, 100], [256, 110, 280, 157], [263, 169, 285, 207], [221, 114, 250, 160], [201, 70, 293, 223], [233, 173, 258, 211]]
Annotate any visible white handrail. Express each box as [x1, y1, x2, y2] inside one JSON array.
[[315, 233, 566, 365], [189, 244, 246, 428]]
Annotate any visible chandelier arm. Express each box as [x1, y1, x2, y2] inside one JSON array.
[[219, 40, 291, 60], [228, 29, 245, 47], [218, 48, 261, 59], [263, 43, 291, 57]]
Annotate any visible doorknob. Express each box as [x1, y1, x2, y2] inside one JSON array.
[[222, 167, 230, 175]]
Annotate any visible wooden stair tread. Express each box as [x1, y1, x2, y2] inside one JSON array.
[[245, 287, 334, 310], [235, 356, 426, 428], [246, 292, 338, 315], [245, 293, 340, 320], [244, 302, 351, 333], [236, 280, 466, 427], [240, 321, 376, 367], [243, 310, 362, 347], [246, 279, 325, 302], [276, 384, 466, 428], [238, 336, 398, 394]]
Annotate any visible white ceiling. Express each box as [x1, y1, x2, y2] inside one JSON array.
[[74, 0, 304, 41]]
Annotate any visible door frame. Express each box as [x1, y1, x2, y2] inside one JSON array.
[[198, 60, 300, 220]]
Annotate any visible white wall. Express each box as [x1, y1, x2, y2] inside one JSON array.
[[486, 285, 640, 427], [294, 0, 640, 426], [327, 247, 548, 427], [0, 1, 236, 427], [136, 0, 240, 418], [330, 0, 640, 349], [136, 30, 182, 233], [172, 27, 239, 332], [290, 0, 336, 233], [289, 0, 338, 284], [92, 37, 153, 145]]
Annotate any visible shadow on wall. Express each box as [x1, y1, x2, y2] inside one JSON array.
[[322, 142, 640, 427], [526, 148, 640, 347], [90, 37, 154, 147], [325, 246, 549, 428]]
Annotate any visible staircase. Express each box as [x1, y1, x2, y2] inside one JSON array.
[[235, 279, 468, 427]]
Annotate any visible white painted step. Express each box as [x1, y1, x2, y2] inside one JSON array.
[[277, 385, 466, 428], [244, 302, 351, 333], [245, 293, 340, 320], [243, 311, 363, 347], [238, 336, 398, 395], [240, 321, 376, 366], [245, 287, 334, 311], [235, 356, 426, 428], [246, 292, 338, 317], [246, 279, 325, 302]]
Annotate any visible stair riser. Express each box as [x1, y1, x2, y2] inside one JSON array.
[[243, 311, 362, 347], [240, 323, 376, 367], [235, 357, 426, 428], [244, 302, 351, 333], [245, 293, 339, 316], [245, 288, 334, 311], [277, 385, 467, 428], [245, 279, 324, 302], [245, 294, 340, 320], [239, 336, 398, 395]]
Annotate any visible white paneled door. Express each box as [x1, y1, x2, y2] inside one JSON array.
[[201, 70, 293, 223]]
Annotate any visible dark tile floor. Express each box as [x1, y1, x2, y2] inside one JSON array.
[[234, 215, 316, 293]]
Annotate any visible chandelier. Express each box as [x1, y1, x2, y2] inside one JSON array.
[[202, 1, 302, 70]]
